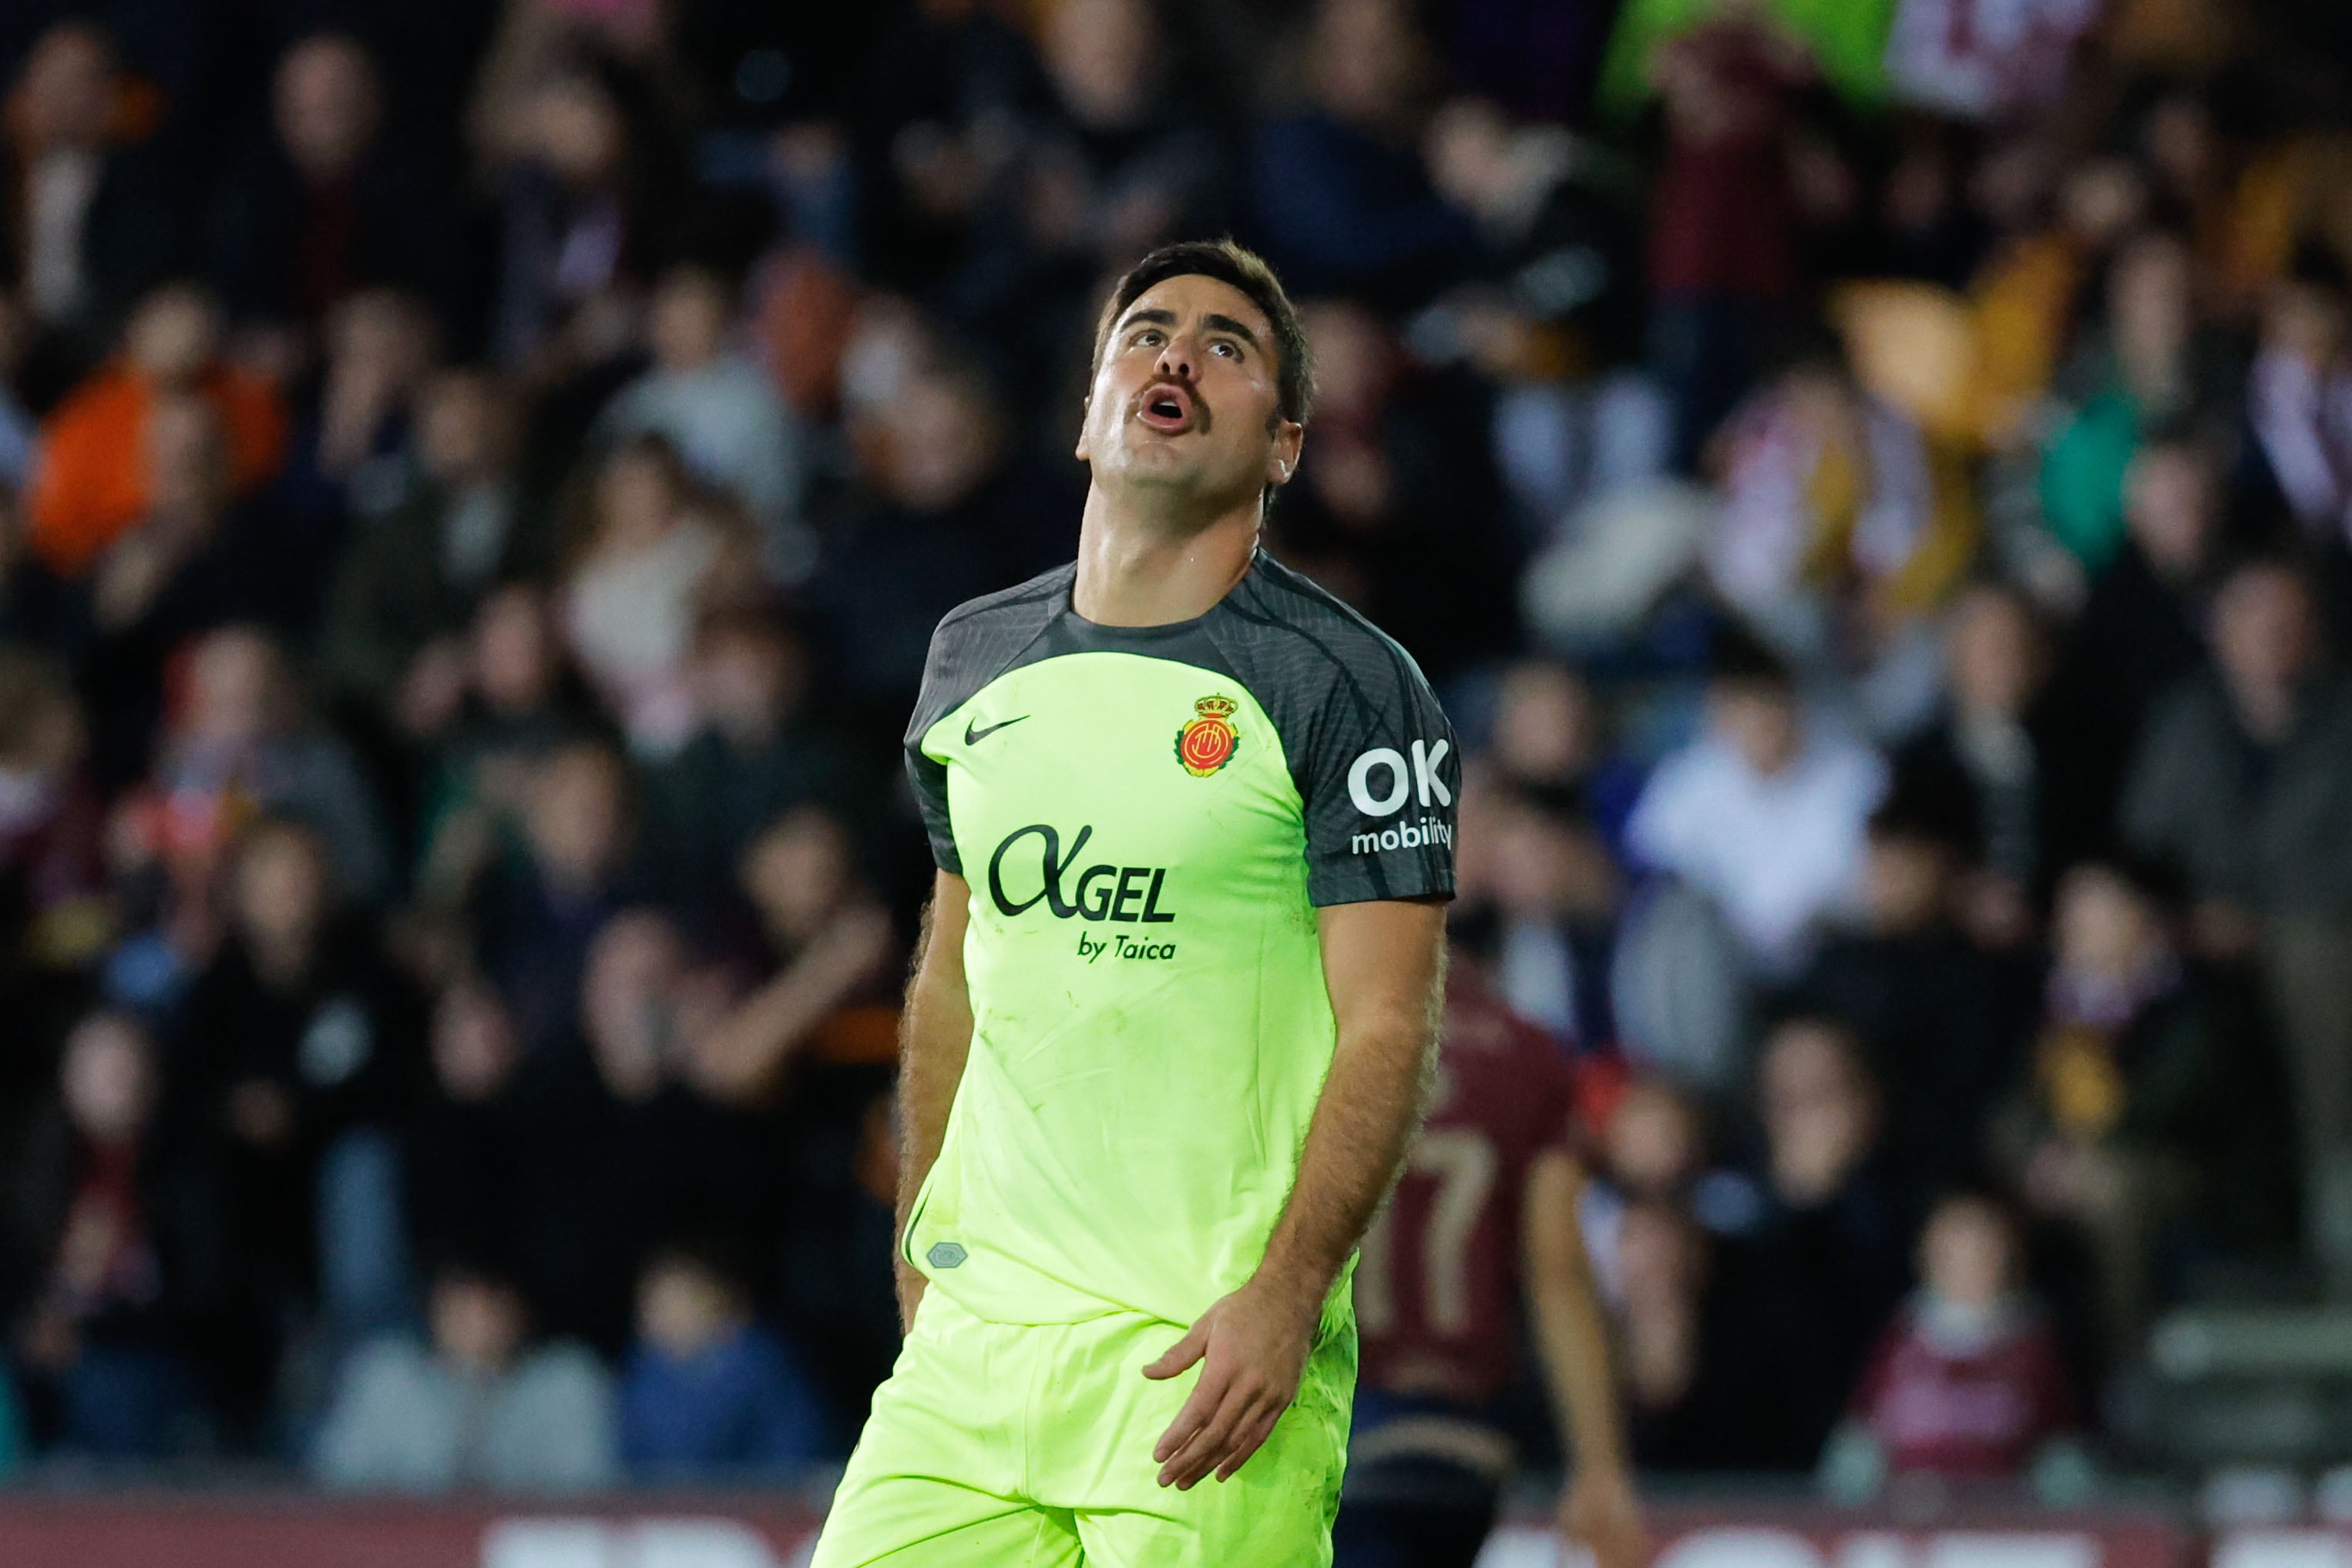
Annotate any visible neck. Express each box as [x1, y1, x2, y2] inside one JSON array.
[[1071, 484, 1261, 626]]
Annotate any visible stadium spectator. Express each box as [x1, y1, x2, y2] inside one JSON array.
[[595, 263, 806, 579], [207, 35, 452, 333], [1626, 631, 1887, 976], [310, 1258, 617, 1492], [558, 433, 751, 757], [1613, 1197, 1782, 1470], [0, 22, 183, 382], [2120, 559, 2352, 1286], [5, 1010, 208, 1459], [25, 283, 286, 581], [1793, 802, 2031, 1197], [1999, 861, 2297, 1358], [465, 737, 640, 1056], [1246, 0, 1474, 311], [642, 608, 843, 907], [1823, 1194, 2084, 1496], [404, 981, 526, 1284], [1721, 1016, 1914, 1469], [175, 818, 424, 1347], [2243, 246, 2352, 552], [319, 368, 554, 721], [618, 1247, 826, 1479]]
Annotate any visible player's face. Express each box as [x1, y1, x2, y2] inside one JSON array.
[[1077, 274, 1302, 515]]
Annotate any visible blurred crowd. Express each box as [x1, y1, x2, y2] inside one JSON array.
[[0, 0, 2347, 1500]]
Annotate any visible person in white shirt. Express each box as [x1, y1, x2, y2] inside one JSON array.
[[1628, 630, 1888, 976]]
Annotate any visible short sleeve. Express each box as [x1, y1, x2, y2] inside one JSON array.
[[903, 624, 967, 877], [1298, 653, 1459, 906], [904, 744, 959, 875]]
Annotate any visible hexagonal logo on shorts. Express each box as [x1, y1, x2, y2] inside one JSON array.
[[926, 1241, 969, 1269]]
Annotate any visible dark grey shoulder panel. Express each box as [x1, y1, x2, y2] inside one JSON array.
[[1206, 554, 1458, 905], [902, 563, 1077, 750], [902, 564, 1074, 875]]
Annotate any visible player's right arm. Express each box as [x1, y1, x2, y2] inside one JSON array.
[[1525, 1148, 1651, 1568], [892, 870, 973, 1333]]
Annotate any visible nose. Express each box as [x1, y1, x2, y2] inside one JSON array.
[[1153, 334, 1195, 383]]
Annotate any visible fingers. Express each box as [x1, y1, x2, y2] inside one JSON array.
[[1141, 1321, 1208, 1381], [1158, 1383, 1250, 1488], [1159, 1385, 1289, 1489], [1151, 1361, 1227, 1466]]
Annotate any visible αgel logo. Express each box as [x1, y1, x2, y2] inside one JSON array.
[[986, 824, 1175, 923]]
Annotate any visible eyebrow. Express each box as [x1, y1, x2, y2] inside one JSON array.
[[1114, 306, 1263, 348], [1201, 313, 1260, 346]]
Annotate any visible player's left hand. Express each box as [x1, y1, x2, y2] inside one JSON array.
[[1142, 1277, 1316, 1489], [1561, 1463, 1652, 1568]]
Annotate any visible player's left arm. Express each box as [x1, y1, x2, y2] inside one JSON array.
[[1145, 895, 1446, 1489], [1525, 1148, 1652, 1568]]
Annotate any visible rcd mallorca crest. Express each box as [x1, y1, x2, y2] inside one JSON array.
[[1175, 695, 1240, 777]]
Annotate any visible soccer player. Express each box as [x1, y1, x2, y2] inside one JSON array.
[[811, 239, 1459, 1566], [1337, 956, 1648, 1568]]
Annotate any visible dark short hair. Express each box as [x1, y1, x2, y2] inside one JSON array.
[[1091, 239, 1315, 427]]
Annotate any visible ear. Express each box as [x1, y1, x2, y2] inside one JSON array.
[[1074, 396, 1093, 462], [1265, 417, 1304, 490]]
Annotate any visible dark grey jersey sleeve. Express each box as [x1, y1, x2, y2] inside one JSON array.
[[902, 566, 1074, 878], [1212, 557, 1459, 906]]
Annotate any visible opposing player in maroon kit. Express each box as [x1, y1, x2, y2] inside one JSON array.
[[1336, 956, 1649, 1568]]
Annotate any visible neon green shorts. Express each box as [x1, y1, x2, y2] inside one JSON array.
[[811, 1289, 1356, 1567]]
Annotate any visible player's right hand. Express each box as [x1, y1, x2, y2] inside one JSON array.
[[1141, 1278, 1316, 1489], [1561, 1465, 1652, 1568]]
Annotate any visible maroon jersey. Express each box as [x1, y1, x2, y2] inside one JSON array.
[[1355, 972, 1578, 1409], [1850, 1303, 2075, 1477]]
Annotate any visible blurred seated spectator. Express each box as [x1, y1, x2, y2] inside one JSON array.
[[1793, 801, 2031, 1197], [488, 62, 671, 374], [1997, 862, 2299, 1358], [1, 22, 184, 384], [408, 586, 606, 912], [206, 34, 451, 334], [1483, 659, 1645, 849], [24, 283, 286, 580], [1641, 12, 1819, 471], [2041, 428, 2218, 843], [264, 290, 439, 609], [5, 1011, 209, 1459], [1719, 1016, 1914, 1469], [2037, 229, 2238, 572], [1246, 0, 1474, 311], [1614, 1197, 1783, 1470], [2243, 245, 2352, 553], [512, 908, 785, 1351], [1625, 630, 1887, 977], [405, 981, 525, 1281], [691, 804, 898, 1103], [68, 397, 282, 788], [0, 647, 109, 972], [1705, 351, 1978, 734], [646, 608, 848, 907], [320, 368, 554, 720], [619, 1246, 827, 1479], [1821, 1194, 2086, 1500], [559, 434, 753, 758], [1479, 789, 1621, 1053], [310, 1258, 617, 1492], [116, 625, 391, 913], [465, 737, 640, 1056], [809, 346, 1048, 720], [176, 818, 424, 1351], [2120, 560, 2352, 1288], [1577, 1076, 1754, 1301], [1268, 298, 1518, 678], [596, 263, 806, 581], [1889, 583, 2085, 928]]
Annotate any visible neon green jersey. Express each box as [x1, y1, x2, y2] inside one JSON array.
[[902, 553, 1459, 1328]]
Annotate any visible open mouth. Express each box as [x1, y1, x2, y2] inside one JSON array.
[[1136, 383, 1195, 433]]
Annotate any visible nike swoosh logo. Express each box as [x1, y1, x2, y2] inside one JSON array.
[[964, 715, 1028, 745]]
